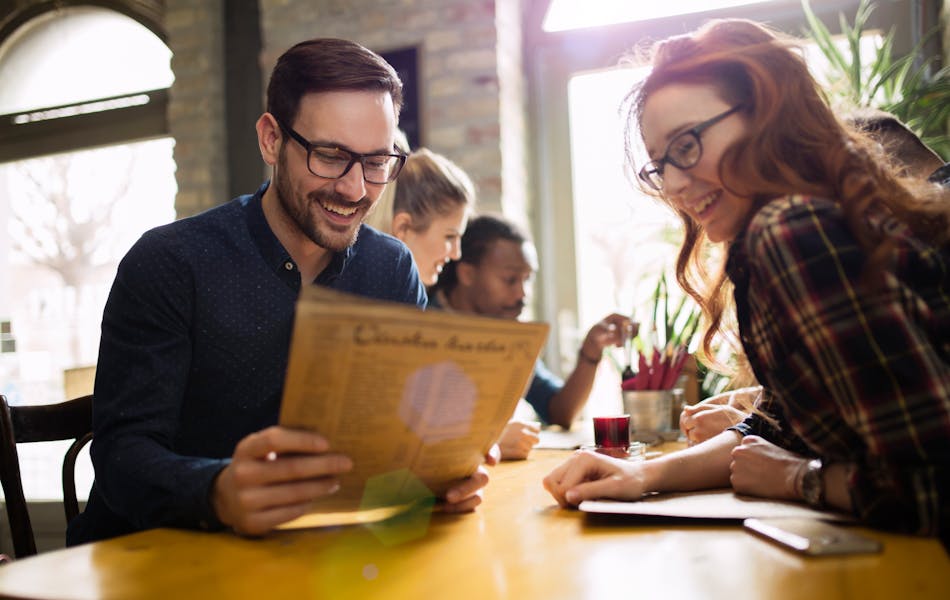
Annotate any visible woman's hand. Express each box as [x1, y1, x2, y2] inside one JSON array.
[[680, 402, 748, 445], [543, 450, 647, 507], [680, 388, 760, 445], [729, 435, 807, 500]]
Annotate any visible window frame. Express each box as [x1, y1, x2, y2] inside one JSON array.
[[0, 0, 168, 163], [0, 88, 169, 162]]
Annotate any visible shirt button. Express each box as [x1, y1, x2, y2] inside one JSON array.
[[284, 261, 294, 271]]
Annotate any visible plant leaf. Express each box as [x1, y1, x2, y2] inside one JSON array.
[[802, 0, 850, 77], [801, 0, 950, 160]]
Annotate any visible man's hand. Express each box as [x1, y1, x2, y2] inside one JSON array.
[[212, 426, 352, 536], [729, 435, 806, 500], [579, 313, 636, 364], [498, 420, 541, 460], [440, 444, 500, 513], [580, 313, 639, 361]]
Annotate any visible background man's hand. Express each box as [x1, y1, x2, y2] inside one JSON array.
[[579, 313, 636, 363], [498, 420, 541, 460]]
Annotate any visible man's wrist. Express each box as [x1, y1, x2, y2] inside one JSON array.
[[209, 464, 233, 529], [577, 348, 601, 365]]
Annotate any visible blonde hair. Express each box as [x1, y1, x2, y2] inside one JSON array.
[[366, 147, 476, 234]]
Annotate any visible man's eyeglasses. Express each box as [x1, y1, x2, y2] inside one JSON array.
[[638, 105, 743, 191], [276, 118, 408, 184]]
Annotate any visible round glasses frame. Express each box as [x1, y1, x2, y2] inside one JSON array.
[[276, 118, 408, 184], [638, 105, 743, 191]]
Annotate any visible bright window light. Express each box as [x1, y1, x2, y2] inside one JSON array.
[[0, 7, 177, 503], [543, 0, 775, 32], [0, 6, 172, 115]]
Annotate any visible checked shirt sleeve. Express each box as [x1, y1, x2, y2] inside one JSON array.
[[739, 197, 950, 536]]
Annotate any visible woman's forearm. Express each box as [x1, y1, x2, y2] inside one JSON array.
[[644, 429, 742, 493]]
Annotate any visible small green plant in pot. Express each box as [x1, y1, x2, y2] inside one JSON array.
[[615, 273, 701, 391]]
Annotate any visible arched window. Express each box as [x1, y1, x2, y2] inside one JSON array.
[[0, 5, 174, 505]]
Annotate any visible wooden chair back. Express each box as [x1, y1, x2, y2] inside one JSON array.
[[0, 393, 93, 558]]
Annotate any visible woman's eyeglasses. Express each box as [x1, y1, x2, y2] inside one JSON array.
[[638, 105, 743, 191]]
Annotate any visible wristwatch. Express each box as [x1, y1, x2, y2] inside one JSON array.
[[800, 458, 825, 508]]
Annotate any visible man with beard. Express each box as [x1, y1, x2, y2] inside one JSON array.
[[67, 38, 492, 545], [429, 215, 632, 459]]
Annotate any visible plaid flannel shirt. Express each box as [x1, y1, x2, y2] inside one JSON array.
[[729, 195, 950, 539]]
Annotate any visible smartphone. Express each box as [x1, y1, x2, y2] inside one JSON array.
[[743, 518, 882, 556]]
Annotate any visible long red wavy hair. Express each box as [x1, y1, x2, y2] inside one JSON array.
[[623, 19, 949, 370]]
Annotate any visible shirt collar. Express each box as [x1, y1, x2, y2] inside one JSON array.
[[725, 225, 751, 285], [315, 242, 351, 286], [243, 180, 353, 286]]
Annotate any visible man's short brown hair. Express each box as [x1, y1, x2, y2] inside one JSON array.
[[266, 38, 403, 126]]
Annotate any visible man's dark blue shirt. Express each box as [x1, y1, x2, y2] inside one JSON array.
[[67, 182, 426, 544]]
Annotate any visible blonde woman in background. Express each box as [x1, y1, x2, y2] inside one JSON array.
[[369, 151, 564, 461], [365, 146, 476, 286]]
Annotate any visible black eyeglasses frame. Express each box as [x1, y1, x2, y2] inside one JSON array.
[[638, 104, 743, 191], [275, 117, 408, 184]]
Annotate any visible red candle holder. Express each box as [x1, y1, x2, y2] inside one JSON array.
[[592, 415, 630, 458]]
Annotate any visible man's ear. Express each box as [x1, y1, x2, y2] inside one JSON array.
[[257, 113, 281, 167], [456, 261, 477, 287], [391, 212, 414, 241]]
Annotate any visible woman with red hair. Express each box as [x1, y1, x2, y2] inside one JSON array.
[[544, 19, 950, 542]]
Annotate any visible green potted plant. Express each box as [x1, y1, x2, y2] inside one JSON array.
[[802, 0, 950, 158], [615, 273, 700, 391], [604, 271, 739, 402]]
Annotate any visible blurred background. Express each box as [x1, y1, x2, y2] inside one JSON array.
[[0, 0, 946, 550]]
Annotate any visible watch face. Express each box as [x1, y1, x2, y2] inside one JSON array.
[[802, 459, 823, 507]]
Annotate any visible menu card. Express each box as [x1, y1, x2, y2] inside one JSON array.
[[277, 286, 549, 527], [579, 489, 853, 522]]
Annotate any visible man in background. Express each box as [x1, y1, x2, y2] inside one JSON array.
[[430, 214, 632, 459]]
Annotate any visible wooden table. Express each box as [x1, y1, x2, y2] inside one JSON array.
[[0, 448, 947, 599]]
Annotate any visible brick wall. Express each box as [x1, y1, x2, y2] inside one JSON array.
[[495, 0, 529, 227], [166, 0, 229, 218], [256, 0, 525, 218], [165, 0, 527, 222]]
